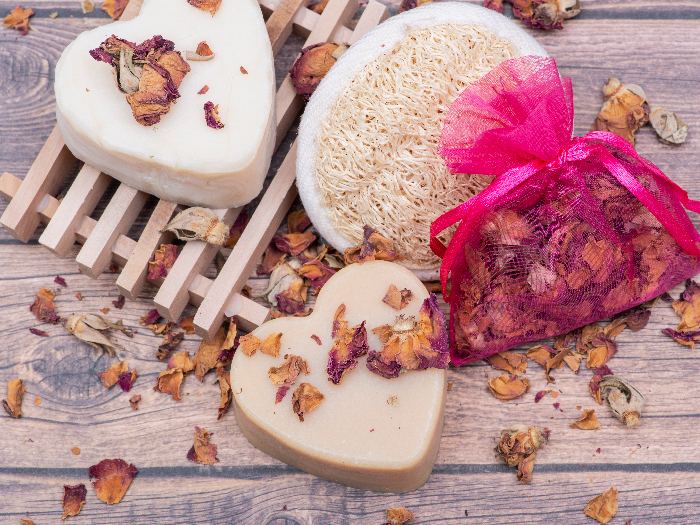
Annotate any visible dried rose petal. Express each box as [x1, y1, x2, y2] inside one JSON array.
[[88, 458, 137, 504], [187, 426, 219, 465], [117, 370, 137, 392], [260, 332, 282, 357], [216, 370, 232, 421], [382, 284, 413, 311], [154, 368, 184, 401], [488, 374, 531, 401], [398, 0, 433, 12], [148, 244, 178, 280], [366, 351, 402, 379], [54, 275, 67, 287], [276, 279, 307, 314], [29, 328, 49, 337], [384, 506, 416, 524], [224, 209, 250, 249], [167, 350, 196, 373], [292, 383, 324, 422], [178, 315, 195, 334], [495, 425, 549, 483], [188, 0, 221, 16], [62, 483, 87, 519], [344, 225, 400, 265], [584, 487, 618, 524], [311, 334, 322, 345], [101, 0, 129, 19], [98, 361, 129, 388], [486, 351, 527, 376], [193, 327, 226, 380], [287, 209, 311, 234], [140, 309, 161, 325], [239, 333, 261, 357], [258, 242, 287, 275], [30, 287, 60, 324], [3, 5, 33, 35], [275, 385, 290, 404], [204, 101, 224, 129], [570, 409, 601, 430], [2, 379, 25, 418], [290, 43, 347, 100], [663, 327, 700, 348], [273, 231, 317, 257], [327, 321, 368, 384], [156, 331, 185, 361], [297, 260, 336, 290], [198, 85, 209, 95], [308, 0, 328, 13], [129, 394, 141, 410], [590, 365, 613, 404], [269, 354, 311, 385]]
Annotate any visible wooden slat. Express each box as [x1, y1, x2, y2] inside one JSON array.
[[75, 184, 148, 279], [348, 0, 390, 45], [116, 199, 179, 301], [38, 164, 111, 258], [266, 0, 311, 56], [274, 0, 360, 150], [0, 127, 75, 242], [194, 142, 299, 339], [153, 207, 241, 322]]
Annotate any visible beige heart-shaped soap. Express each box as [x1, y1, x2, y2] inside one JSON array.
[[54, 0, 275, 208], [231, 261, 447, 493]]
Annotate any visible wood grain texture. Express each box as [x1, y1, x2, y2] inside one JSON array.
[[2, 2, 700, 524]]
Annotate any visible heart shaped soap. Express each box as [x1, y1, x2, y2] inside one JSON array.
[[231, 261, 447, 493], [54, 0, 275, 208]]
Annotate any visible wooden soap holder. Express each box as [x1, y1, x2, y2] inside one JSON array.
[[0, 0, 389, 339]]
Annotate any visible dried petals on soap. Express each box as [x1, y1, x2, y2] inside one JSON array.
[[185, 41, 215, 61], [599, 377, 644, 427], [62, 484, 87, 519], [89, 458, 137, 504], [198, 85, 209, 95], [204, 101, 224, 129], [64, 314, 132, 358], [591, 78, 649, 147], [649, 107, 688, 145], [148, 244, 178, 280], [327, 319, 368, 385], [2, 379, 25, 418], [488, 374, 531, 401], [495, 425, 549, 483], [384, 506, 416, 524], [398, 0, 433, 12], [239, 333, 261, 357], [484, 0, 580, 30], [98, 361, 129, 388], [188, 0, 221, 16], [260, 332, 283, 357], [292, 383, 325, 422], [101, 0, 129, 19], [584, 488, 618, 524], [367, 294, 448, 379], [269, 354, 311, 385], [570, 409, 601, 430], [156, 331, 185, 361], [30, 287, 60, 324], [290, 42, 348, 100], [382, 284, 413, 311], [162, 207, 230, 245], [3, 5, 33, 35], [275, 385, 290, 404], [216, 369, 232, 420], [485, 351, 527, 377], [344, 225, 401, 265], [154, 368, 184, 401]]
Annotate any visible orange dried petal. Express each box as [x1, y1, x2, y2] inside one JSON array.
[[88, 458, 137, 504]]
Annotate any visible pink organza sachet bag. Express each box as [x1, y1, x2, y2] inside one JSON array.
[[430, 55, 700, 366]]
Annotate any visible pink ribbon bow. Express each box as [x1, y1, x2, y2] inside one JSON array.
[[431, 55, 700, 301]]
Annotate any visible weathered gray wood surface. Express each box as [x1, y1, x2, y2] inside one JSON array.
[[2, 1, 700, 523]]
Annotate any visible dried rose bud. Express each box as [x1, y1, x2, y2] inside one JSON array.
[[486, 0, 581, 30], [649, 107, 688, 145], [495, 424, 549, 483], [591, 78, 649, 146], [162, 207, 229, 245], [290, 42, 348, 100], [599, 377, 644, 427], [204, 101, 224, 129]]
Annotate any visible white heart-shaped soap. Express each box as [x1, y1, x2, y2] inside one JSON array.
[[54, 0, 275, 208], [231, 261, 447, 493]]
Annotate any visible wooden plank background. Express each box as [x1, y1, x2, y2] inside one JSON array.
[[2, 0, 700, 523]]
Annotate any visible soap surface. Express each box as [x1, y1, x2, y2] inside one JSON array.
[[55, 0, 275, 208], [231, 261, 447, 493]]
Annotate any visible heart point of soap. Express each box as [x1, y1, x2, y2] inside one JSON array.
[[231, 261, 447, 493], [55, 0, 275, 208]]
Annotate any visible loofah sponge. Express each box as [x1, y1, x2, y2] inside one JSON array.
[[296, 2, 547, 280]]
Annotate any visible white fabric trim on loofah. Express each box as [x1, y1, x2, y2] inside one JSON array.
[[296, 2, 547, 281]]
